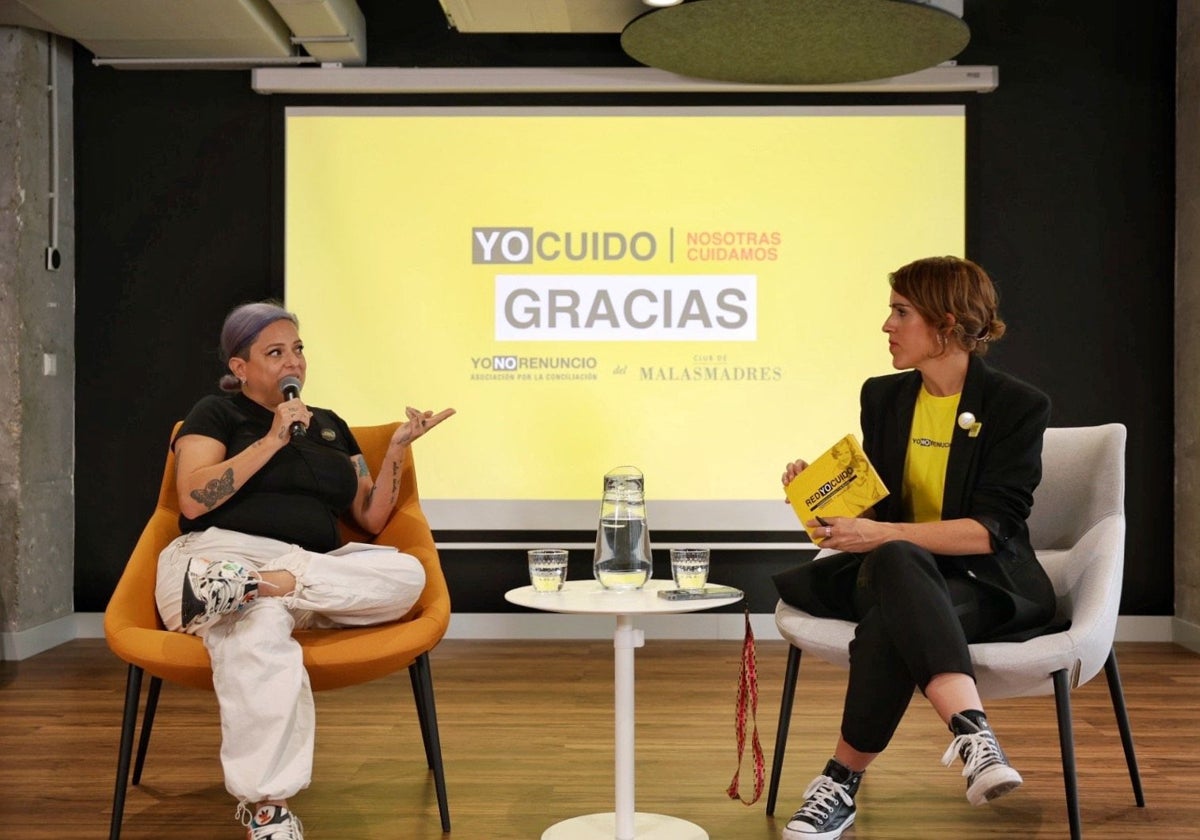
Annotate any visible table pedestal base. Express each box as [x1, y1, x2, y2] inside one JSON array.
[[542, 811, 708, 840]]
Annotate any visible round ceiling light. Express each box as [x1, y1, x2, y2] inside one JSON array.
[[621, 0, 971, 85]]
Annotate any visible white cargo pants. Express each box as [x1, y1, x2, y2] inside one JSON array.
[[155, 527, 426, 805]]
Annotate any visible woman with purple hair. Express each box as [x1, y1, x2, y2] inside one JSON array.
[[154, 300, 454, 840]]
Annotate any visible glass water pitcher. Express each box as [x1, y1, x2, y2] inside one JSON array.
[[593, 465, 653, 590]]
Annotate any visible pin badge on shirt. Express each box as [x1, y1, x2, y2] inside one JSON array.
[[957, 412, 983, 438], [321, 428, 336, 441]]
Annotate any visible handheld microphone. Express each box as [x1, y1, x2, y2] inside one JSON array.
[[279, 375, 307, 439]]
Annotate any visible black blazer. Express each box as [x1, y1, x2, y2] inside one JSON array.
[[860, 355, 1057, 642]]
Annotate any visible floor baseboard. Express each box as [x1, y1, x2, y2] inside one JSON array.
[[1, 611, 1182, 661]]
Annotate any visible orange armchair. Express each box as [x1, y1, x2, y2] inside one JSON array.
[[104, 422, 451, 838]]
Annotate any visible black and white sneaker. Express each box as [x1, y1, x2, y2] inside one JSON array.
[[239, 803, 305, 840], [942, 711, 1023, 806], [180, 557, 261, 633], [782, 758, 863, 840]]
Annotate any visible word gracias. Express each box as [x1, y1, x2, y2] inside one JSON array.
[[503, 286, 748, 330]]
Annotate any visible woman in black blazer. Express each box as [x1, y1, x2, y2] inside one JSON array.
[[773, 256, 1055, 840]]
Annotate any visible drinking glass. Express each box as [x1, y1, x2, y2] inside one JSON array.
[[670, 548, 710, 590], [528, 549, 569, 592]]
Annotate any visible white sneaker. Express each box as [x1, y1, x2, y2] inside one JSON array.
[[239, 803, 305, 840], [180, 557, 260, 633]]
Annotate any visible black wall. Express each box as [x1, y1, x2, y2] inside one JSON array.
[[73, 1, 1176, 616]]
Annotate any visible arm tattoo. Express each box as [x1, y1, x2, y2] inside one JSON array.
[[356, 456, 370, 478], [366, 459, 400, 511], [190, 468, 235, 510]]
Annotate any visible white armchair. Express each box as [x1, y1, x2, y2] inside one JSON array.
[[766, 424, 1143, 840]]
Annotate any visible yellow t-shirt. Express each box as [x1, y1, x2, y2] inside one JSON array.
[[902, 387, 960, 522]]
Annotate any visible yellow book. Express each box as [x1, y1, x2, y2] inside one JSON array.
[[784, 434, 890, 541]]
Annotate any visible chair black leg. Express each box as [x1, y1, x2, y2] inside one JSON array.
[[1051, 668, 1083, 840], [410, 652, 450, 833], [132, 676, 162, 785], [110, 664, 144, 840], [409, 661, 434, 769], [1103, 647, 1145, 806], [766, 645, 802, 817]]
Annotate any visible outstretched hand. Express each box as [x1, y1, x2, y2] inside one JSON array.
[[394, 406, 456, 447]]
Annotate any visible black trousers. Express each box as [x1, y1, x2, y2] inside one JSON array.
[[773, 540, 1009, 754]]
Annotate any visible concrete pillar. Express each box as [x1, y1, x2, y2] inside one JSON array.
[[0, 26, 75, 659], [1178, 7, 1200, 649]]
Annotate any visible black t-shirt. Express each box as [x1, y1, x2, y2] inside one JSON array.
[[175, 393, 362, 552]]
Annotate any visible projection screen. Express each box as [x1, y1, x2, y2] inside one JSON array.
[[285, 105, 965, 532]]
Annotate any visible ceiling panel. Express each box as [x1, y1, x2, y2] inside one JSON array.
[[2, 0, 294, 58], [0, 0, 371, 66], [436, 0, 650, 33], [270, 0, 366, 64]]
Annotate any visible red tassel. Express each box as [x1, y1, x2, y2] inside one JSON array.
[[726, 605, 764, 805]]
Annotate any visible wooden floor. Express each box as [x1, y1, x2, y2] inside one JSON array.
[[0, 638, 1196, 839]]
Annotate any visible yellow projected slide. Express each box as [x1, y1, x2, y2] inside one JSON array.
[[285, 106, 964, 529]]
